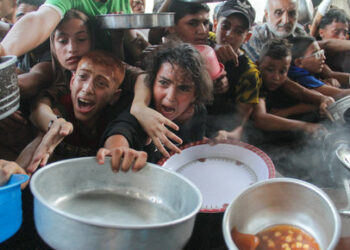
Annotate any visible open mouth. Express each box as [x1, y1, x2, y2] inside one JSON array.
[[77, 98, 95, 113], [161, 105, 176, 118]]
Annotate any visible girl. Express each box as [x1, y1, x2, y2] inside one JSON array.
[[97, 41, 213, 171]]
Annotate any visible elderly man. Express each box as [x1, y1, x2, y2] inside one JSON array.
[[243, 0, 306, 62]]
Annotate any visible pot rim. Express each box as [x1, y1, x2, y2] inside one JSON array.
[[30, 157, 203, 229], [0, 174, 28, 192], [0, 55, 17, 70], [222, 177, 342, 250]]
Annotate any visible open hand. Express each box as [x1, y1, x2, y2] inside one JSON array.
[[27, 118, 73, 173]]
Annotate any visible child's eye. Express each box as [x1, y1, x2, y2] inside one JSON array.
[[158, 80, 169, 86], [96, 81, 108, 87], [57, 38, 68, 44], [78, 73, 88, 80], [179, 85, 192, 92]]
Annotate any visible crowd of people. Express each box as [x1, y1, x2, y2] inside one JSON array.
[[0, 0, 349, 248], [1, 0, 350, 185]]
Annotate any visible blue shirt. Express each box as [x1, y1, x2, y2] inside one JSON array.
[[288, 66, 325, 88]]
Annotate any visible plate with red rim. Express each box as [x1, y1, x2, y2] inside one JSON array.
[[158, 139, 275, 213]]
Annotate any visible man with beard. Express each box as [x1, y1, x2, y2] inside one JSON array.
[[243, 0, 306, 63]]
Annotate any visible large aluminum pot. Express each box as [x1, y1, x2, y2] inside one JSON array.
[[30, 157, 202, 250], [0, 55, 19, 120], [223, 178, 341, 250]]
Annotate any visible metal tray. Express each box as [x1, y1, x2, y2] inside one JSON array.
[[327, 95, 350, 123], [97, 13, 174, 29]]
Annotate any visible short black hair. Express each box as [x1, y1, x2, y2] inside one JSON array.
[[16, 0, 45, 6], [259, 39, 292, 62], [289, 36, 315, 60], [168, 0, 210, 24], [319, 8, 349, 29]]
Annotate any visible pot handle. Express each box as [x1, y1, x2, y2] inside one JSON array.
[[339, 179, 350, 217]]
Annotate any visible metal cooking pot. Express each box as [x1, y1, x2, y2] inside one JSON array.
[[30, 157, 202, 250], [0, 55, 19, 120], [327, 95, 350, 124], [97, 13, 174, 29], [222, 178, 341, 250]]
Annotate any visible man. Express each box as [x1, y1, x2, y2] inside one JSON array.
[[243, 0, 306, 63]]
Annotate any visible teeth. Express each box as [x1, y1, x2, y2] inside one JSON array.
[[78, 98, 91, 104]]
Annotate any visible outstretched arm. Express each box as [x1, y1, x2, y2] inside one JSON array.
[[1, 6, 61, 56], [130, 74, 182, 157], [96, 134, 147, 172]]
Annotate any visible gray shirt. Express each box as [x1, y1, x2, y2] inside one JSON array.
[[242, 23, 307, 62]]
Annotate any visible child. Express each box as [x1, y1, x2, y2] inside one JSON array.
[[206, 0, 260, 142], [26, 50, 143, 173], [288, 35, 350, 100], [252, 39, 326, 137], [318, 8, 350, 73], [148, 0, 210, 45], [97, 42, 213, 167]]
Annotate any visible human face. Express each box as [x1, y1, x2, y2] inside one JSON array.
[[70, 59, 120, 126], [153, 63, 196, 121], [54, 18, 91, 72], [130, 0, 145, 13], [259, 55, 291, 91], [319, 21, 348, 40], [265, 0, 298, 38], [171, 10, 210, 45], [0, 0, 15, 21], [15, 3, 38, 22], [216, 15, 250, 52], [297, 42, 325, 74]]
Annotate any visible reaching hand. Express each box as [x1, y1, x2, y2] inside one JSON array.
[[215, 44, 239, 66], [319, 96, 335, 121], [27, 118, 73, 173], [96, 147, 147, 172], [132, 105, 182, 158]]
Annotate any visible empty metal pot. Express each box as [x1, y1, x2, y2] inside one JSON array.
[[30, 157, 202, 250]]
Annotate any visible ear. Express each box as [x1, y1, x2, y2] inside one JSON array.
[[109, 89, 122, 105], [70, 72, 76, 91], [264, 9, 268, 21], [294, 57, 303, 67], [318, 28, 325, 39], [167, 26, 175, 34], [213, 19, 218, 32], [244, 31, 252, 43]]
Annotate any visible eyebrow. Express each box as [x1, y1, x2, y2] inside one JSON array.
[[159, 76, 172, 82]]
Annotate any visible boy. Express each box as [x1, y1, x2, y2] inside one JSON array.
[[148, 0, 210, 45], [252, 39, 325, 137], [206, 0, 260, 141], [318, 8, 350, 73], [288, 35, 350, 100], [26, 50, 146, 173]]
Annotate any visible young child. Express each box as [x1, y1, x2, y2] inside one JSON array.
[[288, 35, 350, 100], [148, 0, 210, 45], [26, 50, 143, 173], [318, 8, 350, 73], [97, 42, 213, 167], [252, 39, 325, 138], [206, 0, 260, 142]]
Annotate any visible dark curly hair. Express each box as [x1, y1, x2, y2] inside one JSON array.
[[145, 41, 213, 107], [319, 8, 349, 29], [259, 38, 292, 62]]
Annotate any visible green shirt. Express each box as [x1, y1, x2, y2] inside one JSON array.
[[43, 0, 131, 19]]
